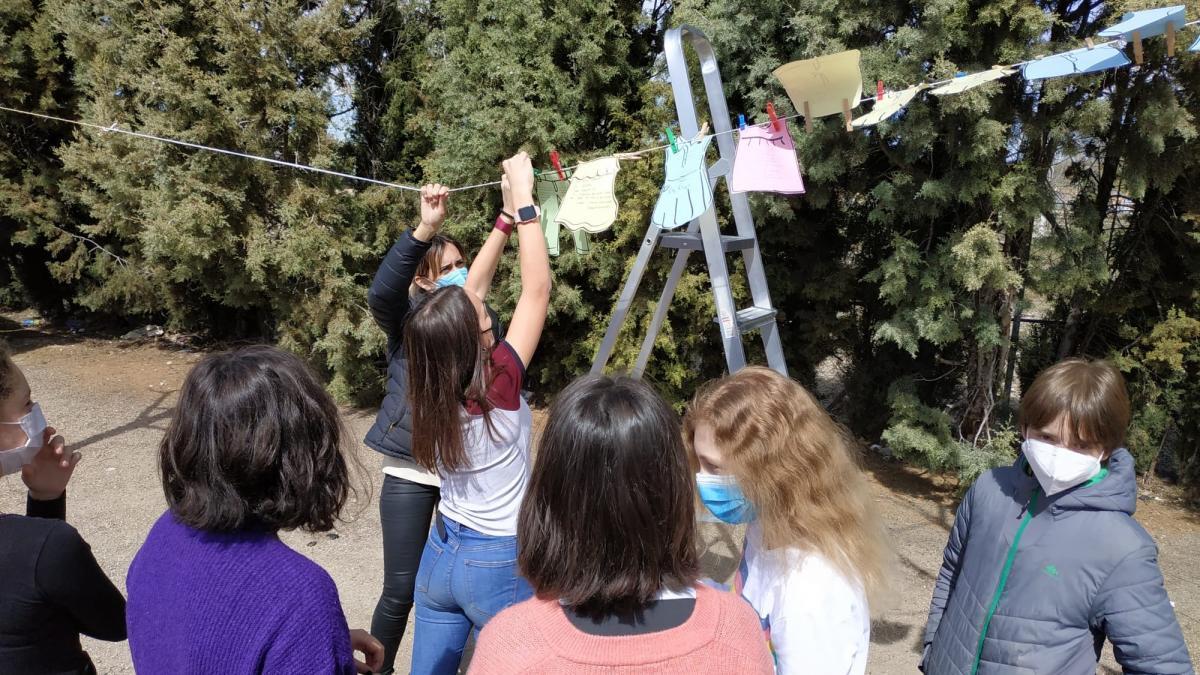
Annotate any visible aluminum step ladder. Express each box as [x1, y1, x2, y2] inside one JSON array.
[[590, 24, 788, 378]]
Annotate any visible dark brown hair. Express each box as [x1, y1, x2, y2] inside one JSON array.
[[1019, 358, 1130, 453], [404, 286, 492, 472], [0, 341, 13, 400], [159, 345, 351, 532], [415, 233, 467, 284], [518, 374, 699, 618]]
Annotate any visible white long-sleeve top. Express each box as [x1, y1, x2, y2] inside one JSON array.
[[734, 522, 870, 675]]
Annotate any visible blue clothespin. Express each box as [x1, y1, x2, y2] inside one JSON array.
[[955, 71, 967, 77], [738, 114, 746, 130]]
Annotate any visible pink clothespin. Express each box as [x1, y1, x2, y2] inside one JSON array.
[[550, 150, 565, 180], [876, 80, 885, 101]]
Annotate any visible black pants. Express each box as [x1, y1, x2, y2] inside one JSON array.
[[371, 474, 440, 674]]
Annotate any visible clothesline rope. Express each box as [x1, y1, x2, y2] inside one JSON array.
[[2, 18, 1197, 194], [0, 104, 422, 192]]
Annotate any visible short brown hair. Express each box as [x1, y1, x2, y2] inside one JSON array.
[[1019, 358, 1130, 452], [0, 341, 13, 400], [159, 345, 351, 532], [518, 375, 699, 618]]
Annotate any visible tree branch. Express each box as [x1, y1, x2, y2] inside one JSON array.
[[51, 225, 128, 267]]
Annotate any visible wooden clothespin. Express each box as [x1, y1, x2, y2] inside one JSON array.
[[665, 127, 678, 153], [841, 98, 852, 132], [802, 101, 813, 133], [690, 121, 709, 142], [1084, 38, 1095, 50], [766, 101, 781, 131], [1131, 30, 1144, 65], [549, 149, 566, 180], [1166, 22, 1176, 57]]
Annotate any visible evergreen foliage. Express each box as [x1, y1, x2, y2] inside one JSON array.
[[1, 0, 1197, 486]]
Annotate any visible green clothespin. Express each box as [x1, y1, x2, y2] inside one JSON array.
[[666, 127, 678, 153]]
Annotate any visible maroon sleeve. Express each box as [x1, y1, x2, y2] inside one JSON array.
[[483, 341, 524, 412]]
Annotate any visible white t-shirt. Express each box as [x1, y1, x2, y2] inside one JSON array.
[[734, 522, 870, 675], [437, 341, 532, 537]]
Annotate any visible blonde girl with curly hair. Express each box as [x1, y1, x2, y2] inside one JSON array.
[[683, 366, 892, 675]]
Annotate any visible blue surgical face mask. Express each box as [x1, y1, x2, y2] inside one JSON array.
[[435, 267, 469, 288], [696, 472, 755, 524]]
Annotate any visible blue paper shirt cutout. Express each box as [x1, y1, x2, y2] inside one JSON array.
[[651, 136, 714, 230], [1022, 45, 1131, 80], [1098, 5, 1186, 40]]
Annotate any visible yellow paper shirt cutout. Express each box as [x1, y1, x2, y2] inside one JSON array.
[[929, 68, 1016, 96], [851, 85, 924, 128], [772, 50, 864, 119], [555, 157, 621, 234]]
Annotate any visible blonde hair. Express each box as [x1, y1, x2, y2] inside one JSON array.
[[683, 366, 892, 612], [1019, 358, 1130, 454]]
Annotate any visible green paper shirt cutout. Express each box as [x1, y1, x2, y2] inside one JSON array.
[[537, 173, 592, 256]]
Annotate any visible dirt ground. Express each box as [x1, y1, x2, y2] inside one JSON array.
[[1, 330, 1197, 674]]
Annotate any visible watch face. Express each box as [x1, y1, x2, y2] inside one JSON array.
[[518, 205, 538, 222]]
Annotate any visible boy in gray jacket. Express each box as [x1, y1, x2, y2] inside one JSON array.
[[922, 359, 1193, 675]]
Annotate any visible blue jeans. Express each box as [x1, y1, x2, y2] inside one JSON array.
[[410, 514, 532, 675]]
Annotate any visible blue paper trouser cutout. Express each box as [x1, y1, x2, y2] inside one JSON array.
[[1022, 45, 1131, 80], [1098, 5, 1186, 41]]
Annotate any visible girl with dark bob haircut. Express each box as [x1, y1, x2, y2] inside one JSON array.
[[469, 375, 773, 674], [126, 346, 383, 674], [158, 345, 349, 531]]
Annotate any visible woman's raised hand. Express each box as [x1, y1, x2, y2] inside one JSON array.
[[500, 152, 535, 207], [501, 174, 515, 220], [419, 184, 449, 231]]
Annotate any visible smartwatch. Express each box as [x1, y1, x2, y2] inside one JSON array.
[[516, 205, 539, 224]]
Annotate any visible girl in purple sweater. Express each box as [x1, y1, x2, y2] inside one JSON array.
[[126, 346, 384, 674]]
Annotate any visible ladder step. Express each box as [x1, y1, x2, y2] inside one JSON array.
[[659, 233, 756, 252], [714, 306, 777, 333]]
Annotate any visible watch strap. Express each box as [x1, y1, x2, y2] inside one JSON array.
[[494, 214, 514, 236]]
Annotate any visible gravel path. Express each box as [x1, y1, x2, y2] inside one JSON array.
[[2, 335, 1196, 673]]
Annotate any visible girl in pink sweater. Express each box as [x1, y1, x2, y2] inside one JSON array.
[[469, 375, 773, 674]]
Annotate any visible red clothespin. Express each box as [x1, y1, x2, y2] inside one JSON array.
[[876, 80, 885, 101], [549, 150, 566, 180], [766, 101, 780, 131]]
